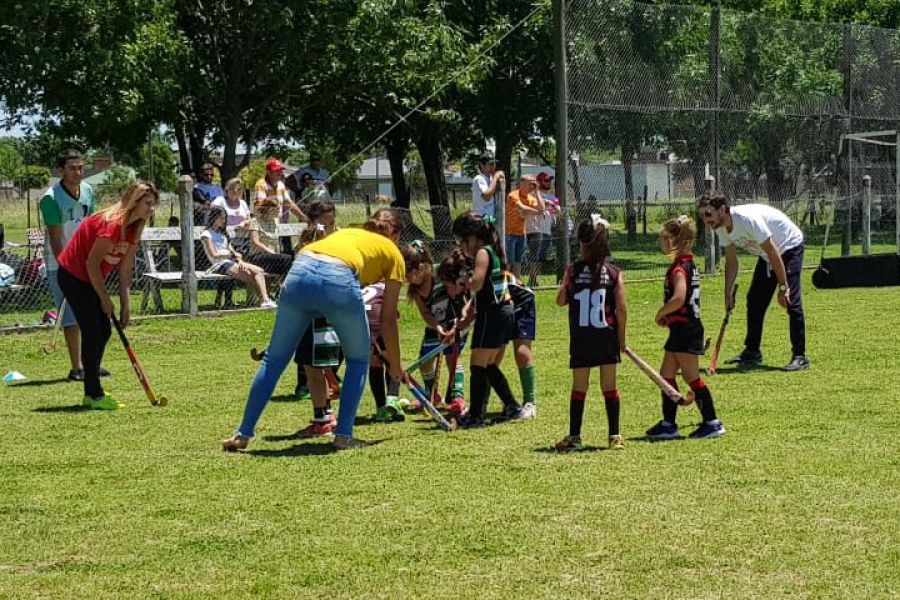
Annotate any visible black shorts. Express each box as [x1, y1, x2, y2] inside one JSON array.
[[512, 296, 536, 340], [569, 329, 621, 369], [664, 322, 706, 355], [472, 303, 515, 349]]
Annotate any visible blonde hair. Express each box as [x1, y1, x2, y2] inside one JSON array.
[[225, 177, 243, 192], [660, 215, 696, 258], [99, 180, 158, 239]]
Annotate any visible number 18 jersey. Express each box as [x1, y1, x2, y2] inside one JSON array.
[[567, 259, 622, 368]]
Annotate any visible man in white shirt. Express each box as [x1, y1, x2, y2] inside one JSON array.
[[698, 194, 809, 371], [471, 154, 505, 218]]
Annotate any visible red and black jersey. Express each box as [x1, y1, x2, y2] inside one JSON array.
[[663, 254, 701, 327], [567, 259, 622, 368]]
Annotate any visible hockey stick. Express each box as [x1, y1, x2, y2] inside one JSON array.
[[110, 315, 168, 407], [430, 348, 444, 406], [43, 299, 67, 354], [371, 343, 452, 431], [624, 347, 693, 406], [708, 283, 739, 375]]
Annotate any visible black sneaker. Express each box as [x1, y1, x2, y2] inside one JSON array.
[[782, 355, 810, 372], [724, 350, 763, 366], [99, 367, 111, 378]]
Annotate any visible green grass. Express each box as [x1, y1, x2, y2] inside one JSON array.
[[2, 272, 899, 598]]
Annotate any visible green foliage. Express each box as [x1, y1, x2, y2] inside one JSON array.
[[239, 158, 267, 192], [12, 165, 50, 194], [137, 133, 178, 193], [97, 165, 137, 204], [0, 142, 24, 184]]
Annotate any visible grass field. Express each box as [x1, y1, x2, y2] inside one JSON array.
[[2, 270, 899, 598]]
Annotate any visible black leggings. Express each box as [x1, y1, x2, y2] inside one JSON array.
[[58, 267, 111, 399]]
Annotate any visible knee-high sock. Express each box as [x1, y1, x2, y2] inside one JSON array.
[[369, 366, 386, 409], [569, 391, 586, 437], [451, 362, 465, 399], [468, 366, 489, 420], [662, 377, 679, 424], [689, 378, 717, 422], [603, 389, 621, 437], [518, 364, 536, 405], [486, 364, 518, 409]]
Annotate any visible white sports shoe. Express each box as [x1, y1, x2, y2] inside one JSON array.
[[520, 403, 537, 420], [260, 300, 278, 309]]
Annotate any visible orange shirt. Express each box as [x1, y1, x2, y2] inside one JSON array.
[[505, 188, 539, 236]]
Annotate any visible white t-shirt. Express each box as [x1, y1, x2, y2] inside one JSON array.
[[716, 204, 803, 262], [211, 197, 251, 227], [200, 229, 232, 264], [471, 173, 494, 217], [538, 190, 557, 235]]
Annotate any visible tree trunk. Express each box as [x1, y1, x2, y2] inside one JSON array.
[[188, 127, 206, 178], [414, 120, 451, 240], [385, 132, 411, 209], [174, 123, 192, 175], [495, 134, 514, 183], [220, 130, 239, 183]]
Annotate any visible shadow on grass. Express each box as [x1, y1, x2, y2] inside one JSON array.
[[32, 405, 91, 413], [245, 439, 387, 457], [533, 445, 606, 454], [708, 364, 785, 375], [12, 377, 70, 387], [270, 394, 300, 403]]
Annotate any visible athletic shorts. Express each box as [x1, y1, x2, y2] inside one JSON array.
[[569, 330, 621, 369], [472, 303, 515, 350], [419, 328, 469, 359], [294, 319, 342, 367], [664, 322, 706, 355], [512, 295, 536, 340], [47, 270, 77, 328], [206, 260, 235, 275]]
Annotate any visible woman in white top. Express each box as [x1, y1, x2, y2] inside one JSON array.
[[201, 206, 276, 309], [211, 178, 251, 252]]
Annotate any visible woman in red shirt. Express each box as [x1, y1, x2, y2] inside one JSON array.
[[57, 181, 158, 410]]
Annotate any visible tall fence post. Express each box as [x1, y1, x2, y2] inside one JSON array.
[[178, 175, 198, 316], [710, 1, 722, 185], [862, 173, 871, 255], [703, 175, 717, 274], [495, 181, 506, 257], [553, 0, 570, 272]]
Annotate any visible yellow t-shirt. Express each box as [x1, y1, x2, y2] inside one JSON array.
[[304, 228, 406, 286]]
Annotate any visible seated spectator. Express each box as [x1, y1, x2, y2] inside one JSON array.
[[242, 198, 293, 276], [201, 206, 276, 309], [212, 178, 251, 253], [193, 163, 223, 224]]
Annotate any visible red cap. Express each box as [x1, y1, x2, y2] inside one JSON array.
[[536, 172, 554, 183], [265, 158, 285, 172]]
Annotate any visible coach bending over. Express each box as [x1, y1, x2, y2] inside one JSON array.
[[698, 194, 810, 372]]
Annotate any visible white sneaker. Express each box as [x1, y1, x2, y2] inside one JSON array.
[[520, 402, 537, 420], [260, 300, 277, 309]]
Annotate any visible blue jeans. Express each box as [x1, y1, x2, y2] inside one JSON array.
[[236, 255, 371, 437]]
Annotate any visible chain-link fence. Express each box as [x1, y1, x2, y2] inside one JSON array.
[[565, 0, 900, 273]]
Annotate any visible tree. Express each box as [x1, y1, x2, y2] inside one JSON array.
[[13, 165, 51, 197], [137, 133, 178, 193], [0, 142, 24, 187]]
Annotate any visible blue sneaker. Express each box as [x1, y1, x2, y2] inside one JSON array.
[[689, 420, 726, 439], [646, 420, 680, 440]]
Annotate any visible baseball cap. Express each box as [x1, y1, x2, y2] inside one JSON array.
[[265, 158, 285, 172], [536, 172, 554, 183]]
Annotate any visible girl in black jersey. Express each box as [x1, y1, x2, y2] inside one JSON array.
[[402, 242, 471, 418], [451, 212, 524, 427], [645, 216, 725, 440], [554, 216, 628, 451]]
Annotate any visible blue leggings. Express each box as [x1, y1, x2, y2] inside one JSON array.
[[236, 255, 371, 437]]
